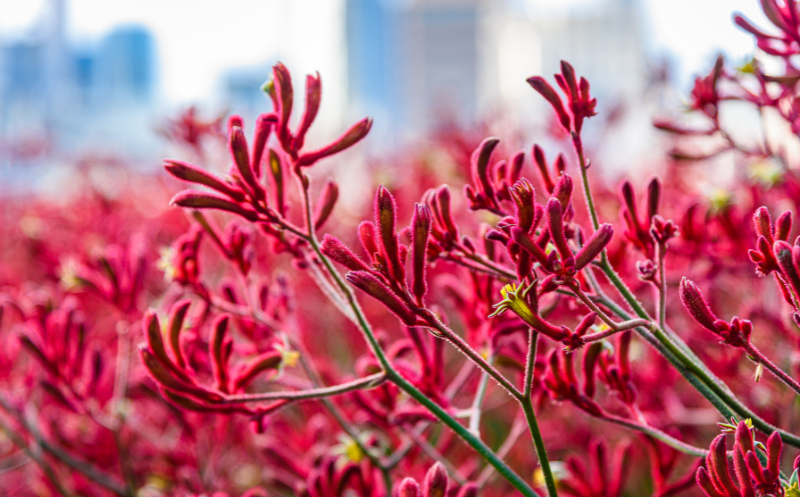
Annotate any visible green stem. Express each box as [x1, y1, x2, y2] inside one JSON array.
[[522, 330, 557, 497], [601, 414, 708, 457], [469, 352, 494, 436], [388, 371, 538, 496], [573, 144, 800, 448], [656, 241, 667, 329], [297, 174, 537, 496]]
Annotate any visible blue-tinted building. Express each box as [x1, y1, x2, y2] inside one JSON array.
[[346, 0, 480, 144]]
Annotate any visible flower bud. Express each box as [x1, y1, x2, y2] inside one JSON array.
[[775, 240, 800, 299], [510, 179, 536, 232], [295, 117, 373, 167], [695, 467, 717, 497], [709, 435, 738, 495], [646, 176, 661, 221], [457, 483, 478, 497], [210, 315, 231, 393], [582, 342, 604, 398], [510, 227, 550, 271], [268, 149, 285, 216], [358, 221, 380, 261], [272, 63, 294, 144], [470, 137, 500, 204], [754, 206, 774, 243], [293, 72, 321, 151], [507, 150, 525, 185], [374, 186, 405, 284], [411, 204, 432, 303], [552, 174, 573, 213], [545, 199, 573, 261], [230, 126, 265, 202], [766, 431, 782, 480], [574, 224, 613, 270], [679, 278, 721, 333], [140, 347, 221, 402], [398, 478, 420, 497], [321, 235, 370, 271], [167, 299, 192, 369], [735, 420, 755, 456], [232, 350, 282, 391], [532, 144, 555, 193], [527, 76, 571, 131], [436, 185, 459, 241], [170, 190, 259, 221], [422, 462, 449, 497], [776, 210, 793, 241], [733, 447, 755, 497], [164, 160, 246, 202], [346, 271, 417, 326], [313, 180, 339, 230], [251, 113, 277, 178]]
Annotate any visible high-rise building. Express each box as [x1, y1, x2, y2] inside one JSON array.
[[346, 0, 649, 154], [346, 0, 480, 144], [0, 4, 158, 167]]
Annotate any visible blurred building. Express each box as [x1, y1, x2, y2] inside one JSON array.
[[0, 0, 158, 175], [346, 0, 650, 155], [346, 0, 480, 144]]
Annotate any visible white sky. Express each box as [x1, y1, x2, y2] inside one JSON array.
[[0, 0, 772, 105]]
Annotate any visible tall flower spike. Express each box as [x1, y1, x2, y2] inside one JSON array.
[[410, 204, 432, 304]]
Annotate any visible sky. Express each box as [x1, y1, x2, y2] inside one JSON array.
[[0, 0, 772, 105]]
